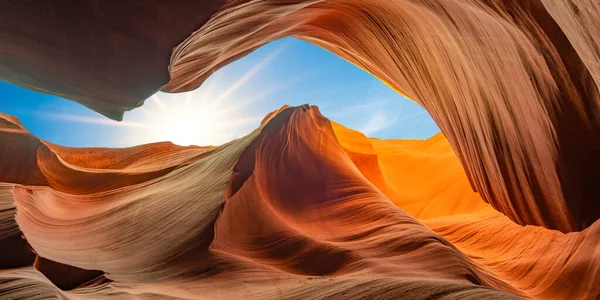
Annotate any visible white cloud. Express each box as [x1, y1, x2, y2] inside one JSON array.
[[359, 111, 399, 135], [34, 111, 153, 128]]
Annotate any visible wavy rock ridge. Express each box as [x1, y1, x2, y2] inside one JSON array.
[[1, 106, 599, 299], [166, 0, 600, 233], [1, 0, 599, 233], [0, 0, 599, 298]]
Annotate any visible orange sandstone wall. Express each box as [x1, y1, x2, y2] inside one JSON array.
[[165, 0, 600, 232], [1, 0, 597, 231], [1, 107, 598, 299]]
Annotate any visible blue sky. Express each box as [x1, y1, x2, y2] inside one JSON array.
[[0, 37, 439, 148]]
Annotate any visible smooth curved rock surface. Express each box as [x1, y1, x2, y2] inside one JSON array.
[[0, 0, 223, 120], [1, 0, 599, 232], [0, 107, 599, 299], [166, 0, 600, 233], [0, 1, 599, 298]]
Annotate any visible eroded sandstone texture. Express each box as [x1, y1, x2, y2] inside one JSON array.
[[0, 1, 599, 299]]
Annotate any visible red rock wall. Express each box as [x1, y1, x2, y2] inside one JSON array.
[[165, 0, 600, 232], [2, 0, 597, 232]]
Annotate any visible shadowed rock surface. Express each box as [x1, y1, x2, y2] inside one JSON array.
[[1, 1, 600, 298], [1, 0, 599, 232], [0, 107, 599, 299]]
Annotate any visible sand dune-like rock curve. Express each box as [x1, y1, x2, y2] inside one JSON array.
[[1, 106, 599, 299], [331, 117, 600, 299], [166, 0, 600, 233], [1, 0, 599, 233]]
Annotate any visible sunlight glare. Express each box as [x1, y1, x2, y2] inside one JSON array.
[[33, 42, 294, 147], [130, 45, 287, 147], [133, 90, 249, 147], [154, 98, 220, 146]]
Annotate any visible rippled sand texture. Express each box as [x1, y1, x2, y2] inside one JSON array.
[[1, 106, 599, 299]]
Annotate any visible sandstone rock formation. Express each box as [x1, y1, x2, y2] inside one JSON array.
[[1, 0, 599, 232], [1, 1, 599, 299], [1, 107, 599, 299]]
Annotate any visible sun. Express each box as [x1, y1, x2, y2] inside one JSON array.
[[126, 89, 261, 147], [156, 104, 217, 147], [149, 93, 227, 147], [41, 43, 287, 147], [124, 46, 286, 147]]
